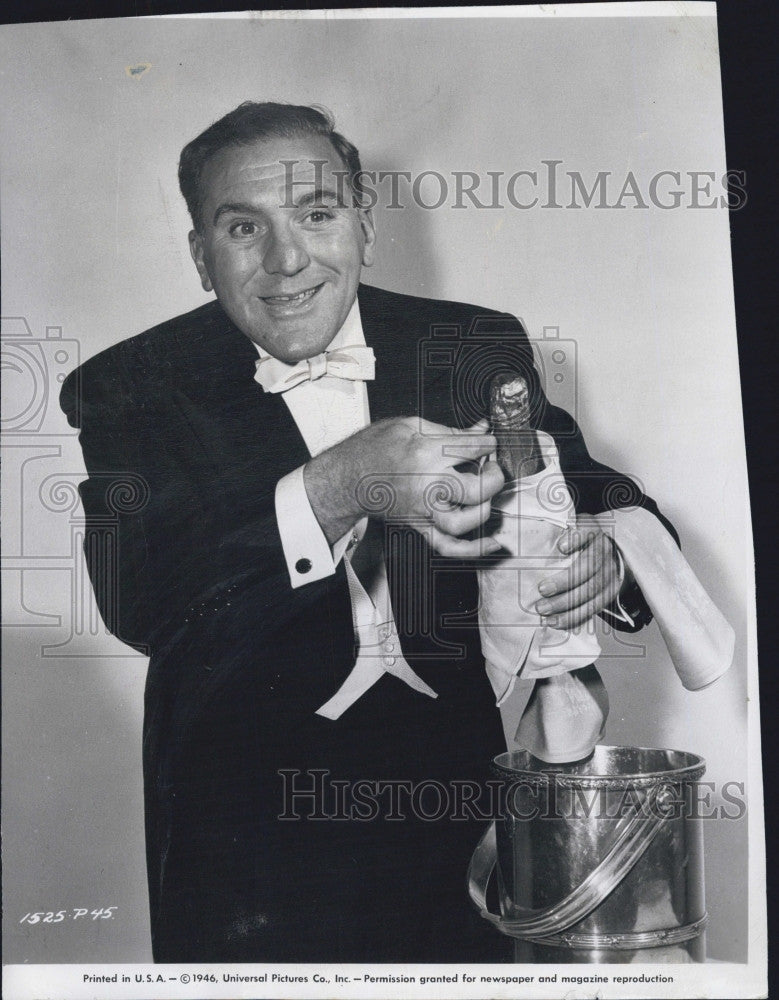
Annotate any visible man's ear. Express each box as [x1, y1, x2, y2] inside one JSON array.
[[188, 230, 213, 292], [360, 208, 377, 268]]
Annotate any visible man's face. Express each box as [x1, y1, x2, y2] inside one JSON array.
[[189, 133, 376, 363]]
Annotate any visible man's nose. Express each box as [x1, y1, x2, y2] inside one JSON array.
[[262, 225, 310, 276]]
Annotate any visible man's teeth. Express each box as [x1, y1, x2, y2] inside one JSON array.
[[264, 287, 319, 303]]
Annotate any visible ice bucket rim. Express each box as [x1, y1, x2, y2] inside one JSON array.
[[491, 743, 706, 788]]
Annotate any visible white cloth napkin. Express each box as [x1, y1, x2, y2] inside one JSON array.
[[478, 432, 607, 761], [591, 505, 735, 691], [478, 432, 602, 699], [477, 432, 735, 763]]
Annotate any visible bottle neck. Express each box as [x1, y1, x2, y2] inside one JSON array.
[[494, 415, 531, 433]]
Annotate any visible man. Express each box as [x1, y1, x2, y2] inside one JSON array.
[[61, 102, 674, 963]]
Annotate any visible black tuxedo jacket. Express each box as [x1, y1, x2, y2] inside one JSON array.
[[61, 283, 675, 962]]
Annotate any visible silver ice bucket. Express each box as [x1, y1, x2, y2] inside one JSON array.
[[468, 745, 707, 963]]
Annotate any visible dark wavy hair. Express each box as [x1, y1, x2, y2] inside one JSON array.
[[178, 101, 364, 231]]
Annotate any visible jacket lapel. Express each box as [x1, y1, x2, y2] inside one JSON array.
[[169, 300, 311, 479], [359, 284, 423, 423]]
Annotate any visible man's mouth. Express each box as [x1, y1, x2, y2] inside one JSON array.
[[260, 283, 323, 305]]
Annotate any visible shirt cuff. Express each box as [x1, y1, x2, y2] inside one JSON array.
[[600, 542, 636, 628], [275, 465, 353, 589]]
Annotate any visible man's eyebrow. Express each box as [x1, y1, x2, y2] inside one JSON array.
[[295, 187, 347, 208], [212, 202, 262, 226]]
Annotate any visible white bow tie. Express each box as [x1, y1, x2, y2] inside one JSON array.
[[254, 344, 376, 394]]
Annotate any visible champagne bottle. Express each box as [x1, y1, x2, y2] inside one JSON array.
[[489, 373, 544, 481]]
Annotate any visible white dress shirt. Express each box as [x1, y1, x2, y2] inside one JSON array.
[[254, 299, 437, 720]]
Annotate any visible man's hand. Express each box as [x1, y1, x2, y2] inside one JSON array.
[[303, 417, 505, 558], [534, 518, 622, 630]]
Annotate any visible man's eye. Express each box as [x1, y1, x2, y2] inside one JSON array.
[[229, 221, 258, 237], [305, 208, 335, 224]]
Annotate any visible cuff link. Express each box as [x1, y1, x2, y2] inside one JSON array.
[[295, 558, 313, 574]]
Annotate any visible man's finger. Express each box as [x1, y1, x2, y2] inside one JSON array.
[[442, 434, 497, 462], [432, 497, 493, 537], [544, 588, 616, 631], [460, 419, 490, 433], [537, 547, 602, 598], [427, 524, 502, 559], [558, 525, 600, 555], [536, 568, 618, 619], [414, 417, 489, 439], [539, 531, 620, 598], [457, 461, 505, 506]]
